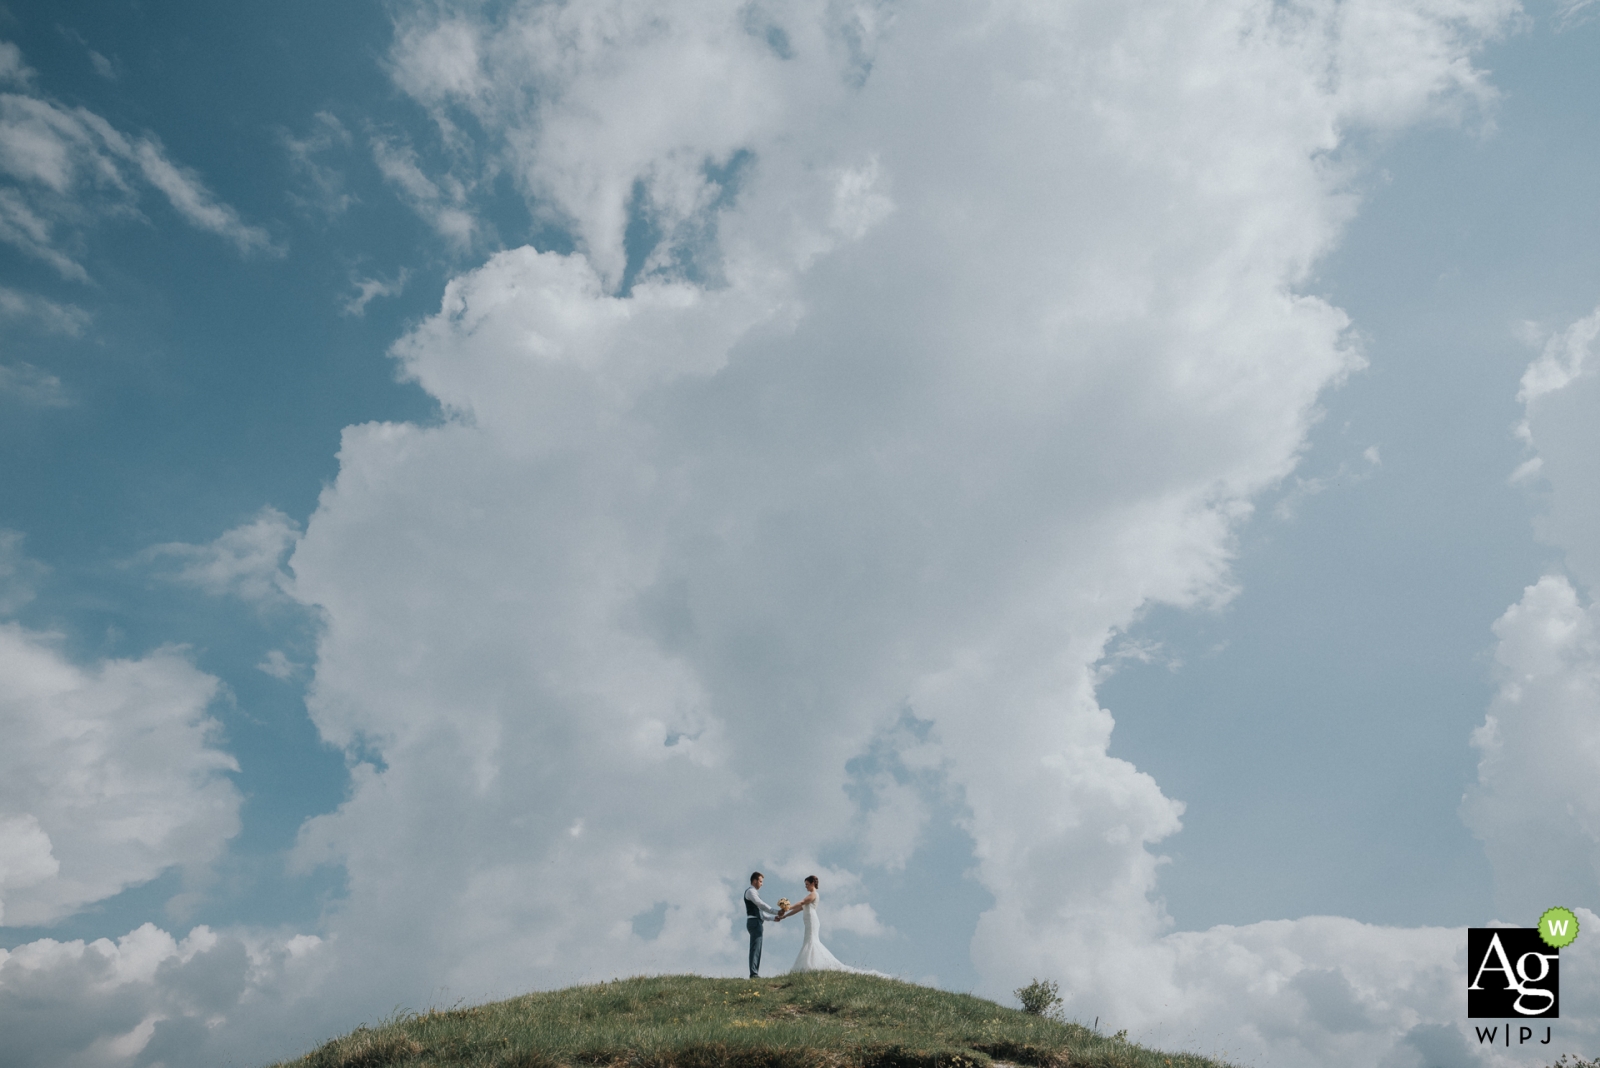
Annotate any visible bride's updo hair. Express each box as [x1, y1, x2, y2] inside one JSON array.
[[805, 875, 819, 888]]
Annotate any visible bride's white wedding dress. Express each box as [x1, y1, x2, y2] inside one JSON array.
[[789, 894, 889, 976]]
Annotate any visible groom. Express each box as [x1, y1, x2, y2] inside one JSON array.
[[743, 871, 782, 978]]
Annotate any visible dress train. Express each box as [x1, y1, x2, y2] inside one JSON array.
[[789, 896, 889, 977]]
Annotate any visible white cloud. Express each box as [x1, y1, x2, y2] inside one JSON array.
[[0, 41, 30, 86], [88, 50, 116, 81], [283, 110, 356, 219], [125, 136, 277, 255], [0, 285, 86, 408], [1087, 913, 1600, 1067], [1518, 304, 1597, 406], [0, 40, 277, 282], [0, 528, 48, 614], [0, 624, 239, 927], [145, 506, 301, 603], [1272, 444, 1383, 520], [0, 923, 334, 1068], [857, 777, 930, 872], [1514, 303, 1600, 589], [1463, 575, 1600, 919], [342, 268, 409, 316], [825, 901, 889, 938], [1554, 0, 1600, 28], [370, 133, 477, 246], [57, 27, 119, 83], [257, 649, 297, 679], [828, 156, 894, 242], [389, 18, 488, 102], [1095, 636, 1183, 683], [0, 814, 58, 924], [0, 360, 70, 407], [0, 284, 89, 334]]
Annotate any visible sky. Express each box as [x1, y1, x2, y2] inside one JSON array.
[[1, 1, 1599, 1066]]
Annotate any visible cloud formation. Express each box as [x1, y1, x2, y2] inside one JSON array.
[[1555, 0, 1600, 29], [0, 360, 70, 407], [0, 625, 239, 927], [0, 284, 90, 335], [343, 268, 410, 317], [370, 133, 477, 246], [283, 1, 1533, 1065], [0, 528, 48, 614], [144, 506, 301, 604], [0, 924, 327, 1068], [283, 110, 357, 220], [0, 40, 276, 282]]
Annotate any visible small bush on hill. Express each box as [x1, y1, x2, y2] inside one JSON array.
[[1012, 980, 1062, 1019]]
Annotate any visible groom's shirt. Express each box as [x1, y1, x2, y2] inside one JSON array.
[[744, 886, 779, 920]]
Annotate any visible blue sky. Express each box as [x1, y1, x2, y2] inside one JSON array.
[[2, 2, 1600, 1067], [1106, 16, 1600, 933], [0, 0, 443, 941]]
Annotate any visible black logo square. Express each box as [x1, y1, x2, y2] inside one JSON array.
[[1468, 928, 1558, 1018]]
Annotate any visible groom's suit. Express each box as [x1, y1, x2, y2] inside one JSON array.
[[744, 885, 780, 978]]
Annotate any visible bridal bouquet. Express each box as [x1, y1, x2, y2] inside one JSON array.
[[776, 898, 791, 912]]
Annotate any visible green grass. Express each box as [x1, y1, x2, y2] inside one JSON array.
[[268, 973, 1235, 1068]]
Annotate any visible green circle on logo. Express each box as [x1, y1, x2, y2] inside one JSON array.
[[1539, 907, 1580, 949]]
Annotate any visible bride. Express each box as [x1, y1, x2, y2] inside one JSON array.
[[775, 875, 889, 976]]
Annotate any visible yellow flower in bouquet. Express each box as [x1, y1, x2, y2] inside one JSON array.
[[776, 898, 791, 912]]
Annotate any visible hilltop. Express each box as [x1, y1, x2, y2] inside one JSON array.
[[271, 973, 1234, 1068]]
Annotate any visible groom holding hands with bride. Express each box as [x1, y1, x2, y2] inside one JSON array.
[[743, 871, 887, 979]]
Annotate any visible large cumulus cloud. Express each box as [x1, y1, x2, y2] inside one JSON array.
[[0, 924, 330, 1068], [278, 0, 1528, 1064]]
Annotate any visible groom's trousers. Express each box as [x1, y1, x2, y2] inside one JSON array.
[[747, 917, 763, 977]]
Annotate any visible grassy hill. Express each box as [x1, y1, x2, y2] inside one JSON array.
[[270, 973, 1235, 1068]]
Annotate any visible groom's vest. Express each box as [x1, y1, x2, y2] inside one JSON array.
[[746, 893, 761, 920]]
